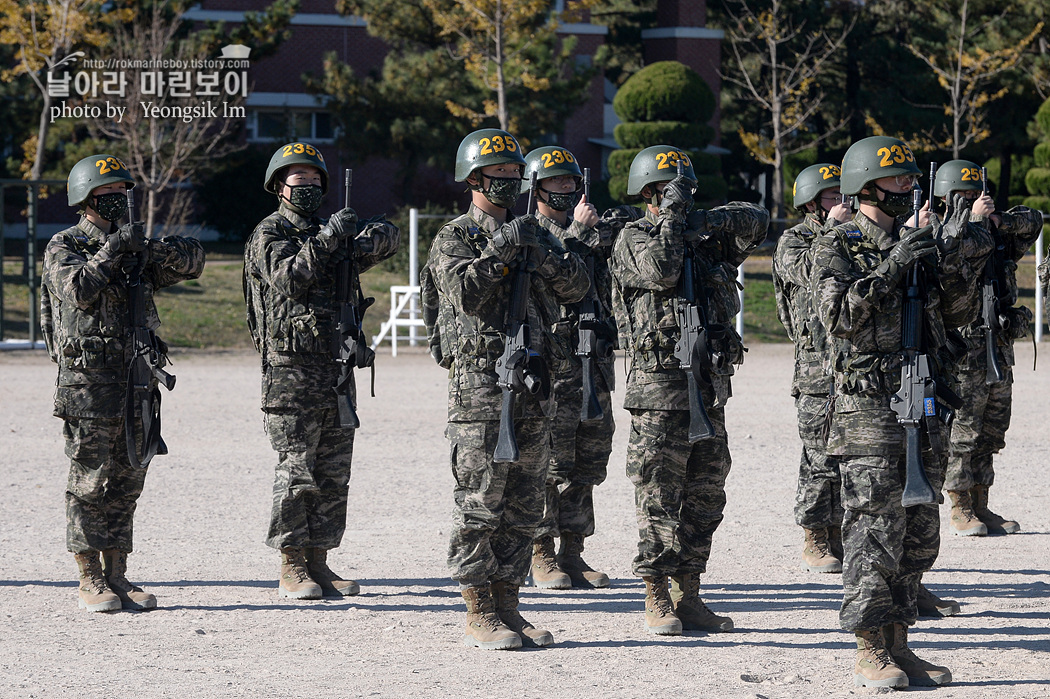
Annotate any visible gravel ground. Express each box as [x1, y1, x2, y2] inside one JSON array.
[[1, 342, 1048, 699]]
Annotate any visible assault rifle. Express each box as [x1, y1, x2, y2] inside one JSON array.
[[671, 161, 716, 442], [979, 165, 1005, 384], [891, 166, 938, 507], [494, 171, 547, 463], [124, 187, 175, 469], [576, 167, 613, 422], [331, 168, 376, 429]]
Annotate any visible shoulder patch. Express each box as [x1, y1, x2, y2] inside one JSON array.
[[844, 227, 863, 239]]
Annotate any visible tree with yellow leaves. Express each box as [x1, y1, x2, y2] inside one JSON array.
[[721, 0, 856, 222], [0, 0, 125, 180], [906, 0, 1043, 159]]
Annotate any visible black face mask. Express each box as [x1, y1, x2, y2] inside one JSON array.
[[481, 176, 522, 210], [542, 187, 580, 212], [92, 192, 128, 222], [872, 183, 913, 218], [285, 184, 323, 214]]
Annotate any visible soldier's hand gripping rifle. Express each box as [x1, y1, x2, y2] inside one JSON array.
[[891, 166, 938, 507], [332, 169, 376, 429], [978, 165, 1005, 384], [576, 167, 613, 422], [494, 171, 547, 463], [123, 188, 175, 469], [670, 160, 716, 442]]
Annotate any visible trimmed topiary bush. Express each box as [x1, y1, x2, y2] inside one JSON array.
[[1023, 96, 1050, 214], [613, 61, 716, 123], [614, 122, 715, 150]]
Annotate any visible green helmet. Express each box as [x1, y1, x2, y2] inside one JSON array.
[[792, 163, 841, 209], [264, 142, 329, 195], [839, 136, 921, 196], [934, 159, 984, 197], [454, 128, 525, 182], [67, 154, 134, 207], [627, 145, 695, 196], [522, 146, 583, 192]]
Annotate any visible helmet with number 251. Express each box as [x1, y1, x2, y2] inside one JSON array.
[[264, 142, 329, 195], [67, 154, 135, 207], [839, 136, 921, 196]]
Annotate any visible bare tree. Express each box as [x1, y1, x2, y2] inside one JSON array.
[[907, 0, 1043, 158], [721, 0, 855, 221], [93, 2, 243, 236]]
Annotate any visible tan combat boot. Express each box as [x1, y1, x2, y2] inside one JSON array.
[[801, 527, 842, 573], [971, 484, 1020, 535], [461, 585, 522, 650], [278, 547, 322, 600], [670, 572, 733, 632], [101, 550, 157, 610], [306, 547, 360, 597], [947, 490, 988, 536], [530, 536, 570, 589], [557, 533, 610, 588], [885, 622, 952, 686], [74, 552, 121, 613], [853, 627, 908, 688], [916, 583, 960, 617], [491, 580, 554, 647], [642, 575, 682, 636]]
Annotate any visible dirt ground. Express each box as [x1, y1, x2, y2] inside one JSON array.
[[1, 342, 1048, 699]]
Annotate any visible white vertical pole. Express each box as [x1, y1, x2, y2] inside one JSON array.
[[1037, 228, 1044, 344], [736, 265, 745, 339], [409, 208, 419, 346]]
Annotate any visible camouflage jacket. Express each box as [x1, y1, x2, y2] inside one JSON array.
[[772, 213, 835, 397], [243, 203, 399, 368], [41, 217, 204, 414], [535, 212, 616, 391], [425, 203, 589, 422], [610, 202, 769, 411], [946, 206, 1043, 370], [811, 212, 982, 417]]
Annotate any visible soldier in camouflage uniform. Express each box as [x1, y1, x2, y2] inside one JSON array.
[[41, 154, 204, 612], [933, 161, 1044, 539], [244, 143, 399, 600], [773, 163, 851, 574], [812, 136, 990, 689], [610, 145, 768, 636], [421, 129, 589, 650], [520, 146, 615, 590]]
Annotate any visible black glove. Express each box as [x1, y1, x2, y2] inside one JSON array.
[[318, 207, 358, 251], [659, 174, 695, 217], [329, 243, 349, 265], [877, 225, 937, 282], [490, 215, 540, 264], [683, 209, 708, 242], [104, 222, 146, 255]]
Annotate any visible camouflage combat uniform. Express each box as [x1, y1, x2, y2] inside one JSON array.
[[424, 203, 589, 585], [610, 203, 768, 577], [244, 202, 398, 550], [811, 213, 982, 631], [41, 216, 204, 554], [534, 212, 616, 540], [772, 212, 841, 530], [943, 207, 1043, 492]]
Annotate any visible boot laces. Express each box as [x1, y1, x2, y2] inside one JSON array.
[[535, 539, 560, 573], [811, 529, 832, 556]]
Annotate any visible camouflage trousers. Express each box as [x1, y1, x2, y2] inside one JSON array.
[[262, 365, 355, 550], [536, 368, 614, 541], [446, 418, 548, 586], [627, 408, 731, 577], [64, 416, 147, 554], [793, 393, 843, 529], [945, 366, 1012, 491], [839, 449, 944, 631]]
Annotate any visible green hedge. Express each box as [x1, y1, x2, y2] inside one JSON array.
[[1025, 167, 1050, 198], [1022, 195, 1050, 213], [613, 61, 716, 124], [1036, 98, 1050, 139], [614, 121, 715, 150], [1035, 143, 1050, 169]]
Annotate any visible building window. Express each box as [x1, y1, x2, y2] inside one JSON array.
[[248, 110, 336, 143]]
